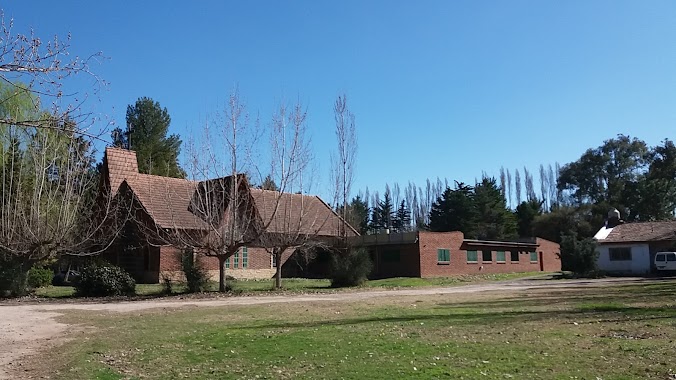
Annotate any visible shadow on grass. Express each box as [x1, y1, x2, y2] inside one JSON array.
[[234, 302, 676, 332]]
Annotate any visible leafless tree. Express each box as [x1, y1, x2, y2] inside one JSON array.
[[548, 163, 557, 209], [514, 168, 522, 205], [539, 164, 548, 210], [0, 13, 122, 295], [499, 166, 506, 198], [331, 94, 357, 240], [506, 168, 512, 208], [0, 11, 106, 137], [523, 167, 536, 202], [258, 99, 320, 289]]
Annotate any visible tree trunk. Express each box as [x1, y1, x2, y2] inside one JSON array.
[[274, 250, 283, 289], [218, 255, 227, 292]]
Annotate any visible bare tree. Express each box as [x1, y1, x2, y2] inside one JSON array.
[[514, 168, 522, 205], [506, 168, 512, 209], [0, 14, 121, 296], [0, 12, 106, 136], [331, 94, 357, 240], [548, 163, 557, 209], [539, 164, 548, 210], [259, 100, 320, 289], [523, 167, 536, 202], [499, 167, 506, 198]]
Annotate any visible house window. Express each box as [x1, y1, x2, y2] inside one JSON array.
[[496, 251, 505, 263], [226, 257, 231, 269], [482, 250, 492, 262], [510, 250, 519, 262], [242, 246, 248, 268], [383, 250, 401, 262], [467, 250, 478, 263], [271, 253, 277, 268], [529, 251, 538, 262], [609, 247, 631, 261], [234, 250, 239, 268], [437, 249, 450, 263]]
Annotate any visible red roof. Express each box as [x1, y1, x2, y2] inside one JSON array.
[[104, 147, 356, 237], [600, 221, 676, 243]]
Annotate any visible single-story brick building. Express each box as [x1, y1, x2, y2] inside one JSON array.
[[359, 231, 561, 278], [100, 147, 357, 283]]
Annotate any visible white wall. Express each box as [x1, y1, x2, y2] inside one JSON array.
[[597, 244, 651, 274]]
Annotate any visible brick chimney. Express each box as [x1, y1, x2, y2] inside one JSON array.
[[102, 147, 139, 195]]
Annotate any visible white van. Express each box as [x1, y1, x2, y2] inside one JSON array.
[[654, 252, 676, 271]]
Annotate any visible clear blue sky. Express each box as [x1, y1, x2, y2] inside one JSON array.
[[5, 1, 676, 201]]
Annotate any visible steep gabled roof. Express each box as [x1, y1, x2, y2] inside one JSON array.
[[103, 147, 357, 237], [597, 221, 676, 243], [251, 189, 359, 237]]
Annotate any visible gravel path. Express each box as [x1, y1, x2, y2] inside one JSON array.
[[0, 276, 654, 379]]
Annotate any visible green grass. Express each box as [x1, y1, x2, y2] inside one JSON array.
[[31, 272, 548, 299], [39, 278, 676, 379]]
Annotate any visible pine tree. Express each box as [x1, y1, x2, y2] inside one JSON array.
[[474, 177, 517, 240], [125, 97, 185, 178], [370, 191, 394, 232], [429, 182, 477, 236], [393, 200, 411, 232]]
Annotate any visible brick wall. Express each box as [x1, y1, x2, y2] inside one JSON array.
[[418, 232, 561, 278], [158, 245, 292, 281], [418, 231, 465, 277], [536, 237, 562, 272]]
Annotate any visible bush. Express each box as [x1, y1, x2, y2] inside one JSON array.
[[329, 247, 372, 287], [180, 249, 209, 293], [0, 258, 29, 297], [559, 233, 599, 277], [75, 264, 136, 297], [27, 267, 53, 288], [162, 275, 174, 295]]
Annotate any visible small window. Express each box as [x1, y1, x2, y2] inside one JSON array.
[[609, 247, 631, 261], [226, 257, 231, 269], [510, 250, 519, 262], [242, 246, 248, 268], [496, 251, 505, 263], [529, 251, 538, 262], [482, 250, 492, 262], [437, 249, 450, 263], [467, 250, 478, 263], [384, 250, 401, 262], [271, 253, 277, 268], [234, 250, 240, 268]]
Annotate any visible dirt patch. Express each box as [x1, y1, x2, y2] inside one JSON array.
[[0, 276, 665, 379]]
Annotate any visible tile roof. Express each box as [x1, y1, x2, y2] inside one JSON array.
[[599, 221, 676, 243], [104, 147, 356, 236], [104, 147, 139, 195], [251, 189, 358, 237]]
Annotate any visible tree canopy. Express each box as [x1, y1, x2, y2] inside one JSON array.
[[113, 97, 185, 178]]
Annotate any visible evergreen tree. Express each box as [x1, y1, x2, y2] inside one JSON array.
[[259, 174, 279, 191], [346, 195, 370, 234], [429, 182, 477, 236], [124, 97, 185, 178], [393, 199, 411, 232], [370, 191, 394, 232], [474, 177, 517, 240], [515, 199, 543, 237]]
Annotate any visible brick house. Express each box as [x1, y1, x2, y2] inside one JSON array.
[[359, 231, 561, 278], [100, 147, 357, 283]]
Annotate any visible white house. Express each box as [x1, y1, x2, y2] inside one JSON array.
[[594, 218, 676, 275]]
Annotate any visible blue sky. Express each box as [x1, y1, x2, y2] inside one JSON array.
[[5, 1, 676, 201]]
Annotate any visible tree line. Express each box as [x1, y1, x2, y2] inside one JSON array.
[[343, 134, 676, 245]]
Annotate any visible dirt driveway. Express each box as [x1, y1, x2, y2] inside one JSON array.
[[0, 276, 657, 379]]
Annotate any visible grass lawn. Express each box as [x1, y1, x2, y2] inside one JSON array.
[[33, 272, 545, 298], [41, 279, 676, 379]]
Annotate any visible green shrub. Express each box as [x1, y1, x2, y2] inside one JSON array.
[[162, 275, 174, 295], [559, 233, 599, 277], [0, 257, 29, 297], [180, 249, 208, 293], [27, 267, 53, 288], [75, 264, 136, 297], [329, 247, 372, 287]]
